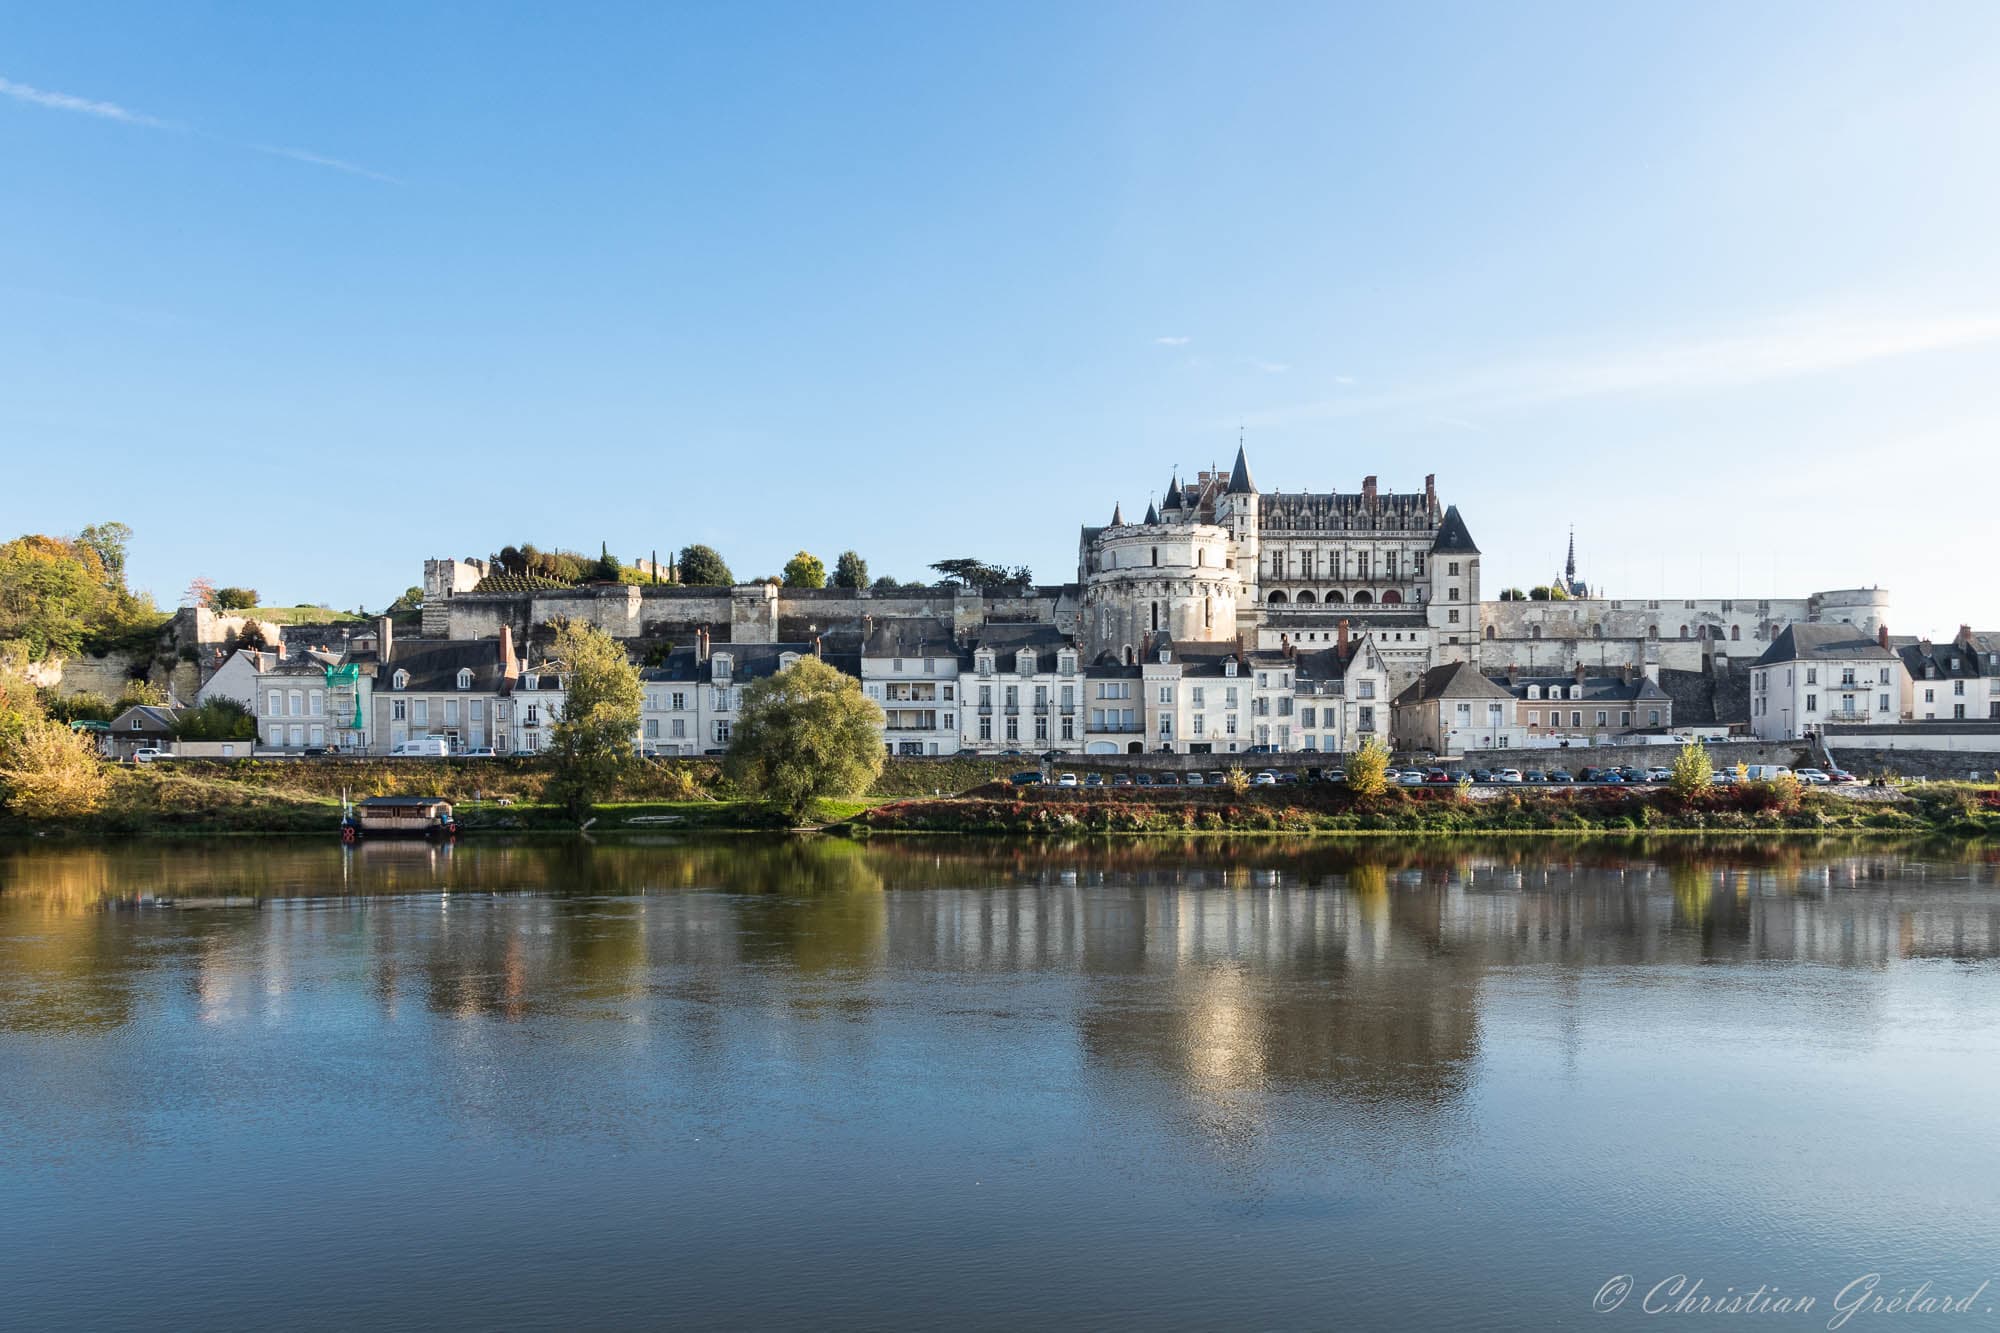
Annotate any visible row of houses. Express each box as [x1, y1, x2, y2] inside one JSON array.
[[1747, 624, 2000, 740], [182, 610, 1995, 761]]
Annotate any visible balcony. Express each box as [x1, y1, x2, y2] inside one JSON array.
[[1822, 710, 1872, 724], [1090, 723, 1144, 734]]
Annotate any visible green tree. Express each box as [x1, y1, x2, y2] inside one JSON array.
[[74, 522, 133, 588], [545, 619, 643, 825], [725, 655, 885, 821], [0, 536, 102, 659], [1668, 741, 1713, 801], [1498, 587, 1527, 602], [211, 587, 259, 611], [1346, 735, 1392, 797], [174, 697, 256, 741], [114, 681, 167, 712], [930, 559, 1033, 592], [678, 544, 734, 586], [782, 551, 827, 588], [386, 586, 424, 614], [833, 550, 869, 589], [1528, 585, 1571, 602]]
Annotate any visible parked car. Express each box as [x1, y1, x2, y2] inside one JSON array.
[[1547, 770, 1574, 783], [1494, 768, 1523, 784], [1111, 773, 1133, 787], [1795, 768, 1832, 785], [391, 737, 451, 757], [1155, 771, 1181, 787], [1523, 770, 1546, 783], [1277, 771, 1301, 785], [1135, 772, 1155, 787], [1323, 768, 1346, 784], [1084, 772, 1104, 787], [1711, 769, 1739, 786], [1424, 767, 1451, 784], [1829, 769, 1860, 784], [1056, 772, 1079, 787], [1251, 770, 1278, 786], [1743, 765, 1793, 782], [462, 747, 497, 758], [1384, 768, 1402, 782], [1645, 767, 1672, 782], [129, 747, 168, 764], [1009, 771, 1043, 786]]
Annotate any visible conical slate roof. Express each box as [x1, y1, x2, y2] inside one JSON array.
[[1144, 500, 1160, 524], [1226, 445, 1256, 495], [1430, 504, 1479, 554], [1111, 502, 1125, 526], [1163, 475, 1183, 510]]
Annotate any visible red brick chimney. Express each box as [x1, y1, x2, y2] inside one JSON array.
[[1959, 624, 1973, 648], [498, 624, 517, 686], [1506, 663, 1518, 683], [1574, 662, 1588, 683], [1337, 618, 1350, 655], [1362, 475, 1378, 504], [696, 626, 710, 664], [1424, 474, 1436, 511], [1878, 624, 1890, 649]]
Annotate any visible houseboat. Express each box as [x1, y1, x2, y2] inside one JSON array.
[[341, 796, 460, 843]]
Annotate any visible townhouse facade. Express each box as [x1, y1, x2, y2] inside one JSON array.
[[1748, 624, 1904, 741], [1898, 628, 2000, 722]]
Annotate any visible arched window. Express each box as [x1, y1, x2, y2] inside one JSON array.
[[392, 670, 409, 690], [1151, 601, 1159, 632], [1151, 547, 1159, 567], [1124, 646, 1135, 666], [1592, 624, 1602, 638], [1647, 626, 1658, 640], [1731, 625, 1740, 641], [1380, 590, 1401, 604], [1267, 590, 1289, 605], [1327, 590, 1345, 604], [1531, 625, 1542, 640], [1353, 590, 1373, 605], [1485, 626, 1496, 640], [456, 668, 473, 689], [1679, 625, 1689, 638], [1296, 590, 1316, 604]]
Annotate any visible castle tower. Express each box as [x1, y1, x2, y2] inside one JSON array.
[[1426, 506, 1481, 663], [1218, 442, 1261, 599]]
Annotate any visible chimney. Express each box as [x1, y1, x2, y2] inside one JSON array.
[[1337, 618, 1350, 655], [696, 626, 710, 664], [1362, 475, 1378, 504], [862, 614, 874, 641], [1878, 624, 1890, 650], [1959, 624, 1973, 647], [498, 625, 516, 682], [1574, 662, 1588, 684], [812, 634, 823, 657], [377, 615, 393, 665], [1506, 663, 1518, 683], [1424, 473, 1437, 512]]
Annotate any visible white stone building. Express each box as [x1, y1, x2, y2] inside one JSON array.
[[1748, 625, 1903, 741]]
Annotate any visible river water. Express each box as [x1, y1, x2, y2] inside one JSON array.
[[3, 836, 1999, 1330]]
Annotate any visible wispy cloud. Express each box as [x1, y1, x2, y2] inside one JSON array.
[[0, 75, 177, 129], [1154, 335, 1192, 346], [1250, 359, 1291, 374], [1334, 374, 1356, 385], [0, 70, 396, 184], [1242, 308, 2000, 429], [250, 143, 403, 185]]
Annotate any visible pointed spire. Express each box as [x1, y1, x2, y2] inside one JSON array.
[[1226, 441, 1256, 495], [1144, 499, 1160, 525], [1565, 526, 1576, 580], [1111, 501, 1125, 526], [1163, 472, 1183, 511]]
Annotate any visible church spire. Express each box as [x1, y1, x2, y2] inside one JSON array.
[[1565, 526, 1576, 581]]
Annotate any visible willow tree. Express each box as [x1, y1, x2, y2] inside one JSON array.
[[546, 620, 642, 825], [724, 656, 884, 821]]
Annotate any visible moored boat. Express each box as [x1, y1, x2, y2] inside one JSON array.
[[341, 796, 460, 843]]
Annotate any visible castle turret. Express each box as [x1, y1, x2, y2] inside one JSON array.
[[1426, 505, 1481, 662]]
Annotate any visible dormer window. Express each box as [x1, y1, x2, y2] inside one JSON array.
[[1224, 660, 1237, 677], [1058, 653, 1075, 673], [711, 653, 732, 683], [1951, 657, 1961, 670], [522, 673, 539, 691], [1527, 685, 1541, 699], [1016, 651, 1033, 674], [977, 652, 994, 676], [456, 668, 473, 690], [1158, 649, 1171, 664], [392, 670, 409, 690], [779, 652, 800, 669]]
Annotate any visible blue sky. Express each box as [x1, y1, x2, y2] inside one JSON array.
[[4, 2, 1997, 636]]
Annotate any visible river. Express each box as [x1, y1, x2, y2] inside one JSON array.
[[3, 836, 1999, 1330]]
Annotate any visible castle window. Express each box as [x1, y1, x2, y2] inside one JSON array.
[[1380, 590, 1400, 604], [1648, 626, 1658, 640], [1485, 626, 1496, 640], [1267, 590, 1289, 606], [1352, 591, 1372, 605], [1731, 626, 1740, 641], [456, 668, 473, 689], [1151, 548, 1158, 567]]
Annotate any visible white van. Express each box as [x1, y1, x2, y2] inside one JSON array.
[[391, 737, 451, 758], [1742, 764, 1793, 782]]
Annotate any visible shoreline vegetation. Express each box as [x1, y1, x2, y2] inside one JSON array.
[[0, 756, 1996, 839]]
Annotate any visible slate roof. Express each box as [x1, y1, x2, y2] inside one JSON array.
[[1393, 661, 1514, 706], [1898, 636, 1997, 682], [382, 640, 513, 693], [1429, 505, 1479, 554], [108, 704, 180, 735], [1753, 624, 1896, 668], [1500, 673, 1670, 703], [640, 643, 862, 687], [967, 623, 1078, 674], [860, 617, 958, 659], [1227, 444, 1257, 495]]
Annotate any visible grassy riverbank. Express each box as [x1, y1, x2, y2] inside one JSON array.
[[841, 781, 2000, 838], [4, 756, 1996, 839]]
